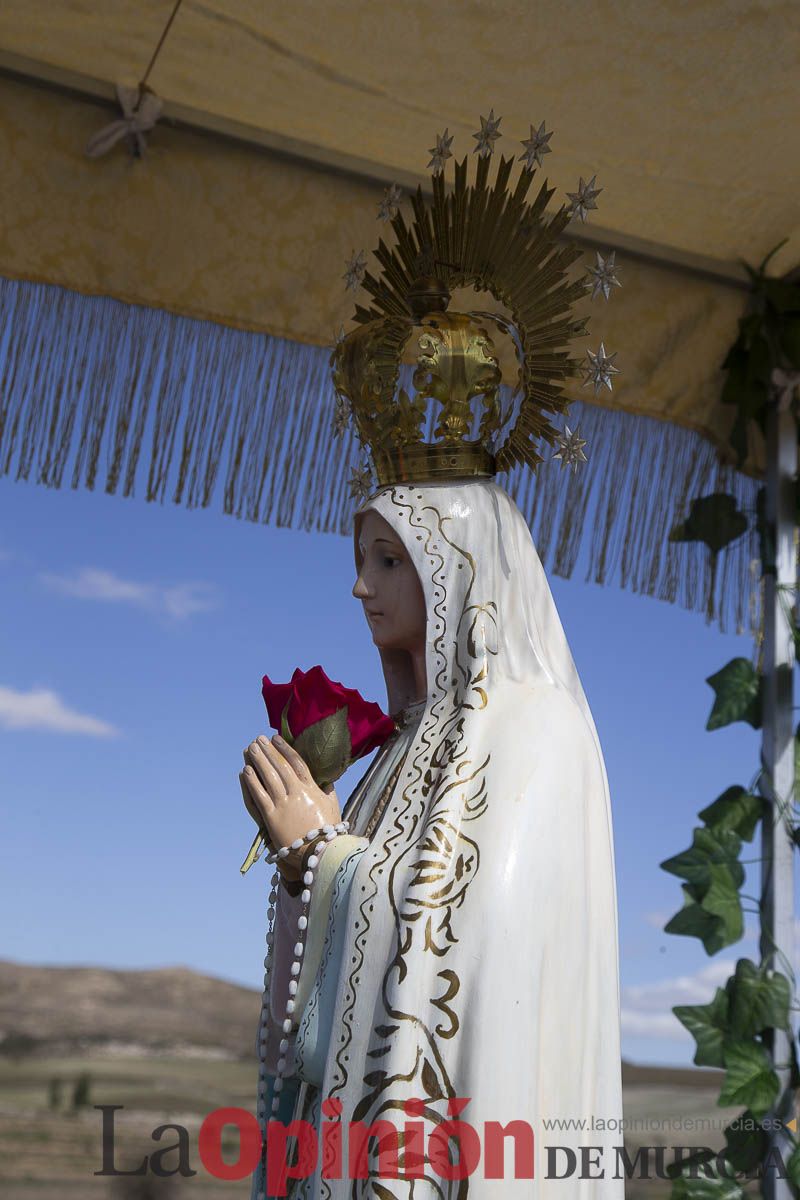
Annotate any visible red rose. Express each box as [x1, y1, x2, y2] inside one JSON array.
[[261, 665, 396, 784]]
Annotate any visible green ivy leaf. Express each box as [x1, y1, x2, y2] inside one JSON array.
[[725, 959, 792, 1041], [706, 658, 763, 731], [763, 277, 800, 314], [698, 786, 766, 843], [719, 1040, 781, 1122], [674, 987, 730, 1068], [664, 892, 728, 956], [781, 314, 800, 370], [666, 1161, 747, 1197], [661, 827, 744, 893], [669, 493, 749, 555], [722, 1109, 768, 1174], [701, 862, 744, 947], [663, 866, 743, 955], [787, 1139, 800, 1190]]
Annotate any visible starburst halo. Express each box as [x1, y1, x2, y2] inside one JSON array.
[[332, 393, 351, 437], [519, 121, 553, 170], [348, 463, 374, 502], [552, 424, 589, 472], [584, 251, 621, 301], [343, 250, 367, 292], [582, 342, 620, 395], [427, 129, 454, 174], [566, 175, 603, 223], [472, 109, 502, 158], [377, 183, 403, 223]]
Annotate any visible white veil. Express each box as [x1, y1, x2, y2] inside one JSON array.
[[309, 478, 624, 1198]]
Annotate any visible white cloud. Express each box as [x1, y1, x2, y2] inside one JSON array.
[[621, 959, 738, 1041], [38, 567, 219, 619], [0, 685, 119, 737], [643, 910, 671, 930]]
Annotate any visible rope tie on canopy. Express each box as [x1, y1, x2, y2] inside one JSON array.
[[84, 0, 184, 159]]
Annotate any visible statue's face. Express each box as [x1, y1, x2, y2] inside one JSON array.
[[353, 509, 427, 652]]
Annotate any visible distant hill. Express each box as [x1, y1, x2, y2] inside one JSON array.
[[0, 959, 261, 1060], [0, 959, 725, 1087]]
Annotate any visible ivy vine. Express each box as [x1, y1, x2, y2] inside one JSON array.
[[660, 244, 800, 1196]]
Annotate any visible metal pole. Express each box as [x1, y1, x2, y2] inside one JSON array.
[[760, 367, 799, 1198]]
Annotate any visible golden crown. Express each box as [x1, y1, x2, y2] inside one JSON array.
[[330, 113, 621, 498]]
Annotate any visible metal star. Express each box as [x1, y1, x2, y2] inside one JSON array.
[[582, 343, 620, 394], [348, 464, 374, 503], [519, 121, 553, 170], [427, 128, 454, 174], [343, 250, 367, 292], [332, 393, 351, 437], [584, 251, 621, 301], [552, 424, 589, 472], [566, 175, 603, 223], [472, 109, 502, 158], [377, 183, 403, 222]]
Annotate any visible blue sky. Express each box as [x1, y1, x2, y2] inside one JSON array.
[[0, 473, 784, 1067]]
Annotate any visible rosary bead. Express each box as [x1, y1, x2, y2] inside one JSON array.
[[286, 999, 296, 1014], [279, 1037, 289, 1053], [297, 915, 308, 931], [290, 962, 301, 976], [274, 1077, 283, 1093], [324, 830, 337, 841], [288, 980, 298, 996], [321, 824, 334, 835], [277, 1055, 286, 1072], [293, 942, 304, 957], [306, 828, 320, 841], [303, 870, 314, 885], [306, 855, 319, 870], [282, 1018, 292, 1033], [301, 889, 311, 903], [278, 846, 290, 859]]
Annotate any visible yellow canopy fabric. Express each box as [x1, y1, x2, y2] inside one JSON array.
[[0, 2, 795, 629]]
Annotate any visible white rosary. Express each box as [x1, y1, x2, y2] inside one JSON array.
[[256, 821, 350, 1133]]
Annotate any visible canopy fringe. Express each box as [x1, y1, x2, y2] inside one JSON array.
[[0, 276, 760, 634]]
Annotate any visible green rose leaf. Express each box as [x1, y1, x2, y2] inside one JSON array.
[[698, 786, 766, 843], [291, 706, 353, 788], [725, 960, 792, 1041], [669, 493, 749, 555], [706, 658, 763, 731], [719, 1040, 781, 1122], [674, 986, 730, 1068]]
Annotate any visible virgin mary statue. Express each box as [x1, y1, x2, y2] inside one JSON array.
[[240, 115, 625, 1197], [243, 479, 624, 1198]]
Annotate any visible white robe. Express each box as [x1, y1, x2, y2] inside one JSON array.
[[251, 479, 624, 1199]]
